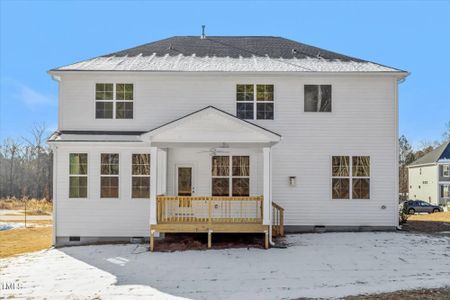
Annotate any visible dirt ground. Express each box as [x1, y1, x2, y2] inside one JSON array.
[[154, 232, 266, 251], [342, 287, 450, 300]]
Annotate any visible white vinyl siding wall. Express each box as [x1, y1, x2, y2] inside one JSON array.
[[56, 73, 399, 230]]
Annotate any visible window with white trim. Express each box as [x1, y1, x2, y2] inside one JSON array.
[[95, 83, 133, 119], [132, 154, 150, 198], [304, 85, 331, 112], [332, 156, 370, 200], [212, 156, 250, 196], [69, 153, 88, 198], [100, 153, 119, 198], [441, 185, 449, 198], [443, 165, 450, 177], [236, 84, 274, 120]]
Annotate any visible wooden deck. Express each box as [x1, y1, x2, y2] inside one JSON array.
[[150, 195, 283, 251]]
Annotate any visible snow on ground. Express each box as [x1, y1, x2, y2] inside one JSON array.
[[1, 232, 449, 300], [0, 222, 25, 231]]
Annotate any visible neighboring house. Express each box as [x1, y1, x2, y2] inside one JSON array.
[[48, 35, 408, 248], [408, 141, 450, 206]]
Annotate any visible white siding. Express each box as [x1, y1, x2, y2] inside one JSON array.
[[56, 72, 399, 232], [54, 143, 151, 237], [408, 165, 438, 205], [165, 148, 262, 196]]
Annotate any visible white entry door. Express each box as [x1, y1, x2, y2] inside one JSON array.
[[176, 165, 195, 196]]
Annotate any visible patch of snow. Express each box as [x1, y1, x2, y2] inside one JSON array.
[[56, 54, 400, 72], [1, 232, 449, 299], [0, 222, 25, 231]]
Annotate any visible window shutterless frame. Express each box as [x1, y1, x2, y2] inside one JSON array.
[[443, 165, 450, 177], [211, 155, 250, 196], [303, 84, 332, 113], [236, 84, 274, 120], [68, 153, 88, 199], [131, 153, 151, 199], [94, 83, 134, 120], [100, 153, 120, 199], [331, 155, 371, 200]]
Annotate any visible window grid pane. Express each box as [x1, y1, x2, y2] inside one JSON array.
[[101, 177, 119, 198], [256, 103, 274, 120], [132, 177, 150, 198], [352, 156, 370, 177], [101, 154, 119, 175], [116, 102, 133, 119], [332, 178, 349, 199], [212, 156, 230, 176], [332, 156, 349, 177], [256, 84, 274, 101]]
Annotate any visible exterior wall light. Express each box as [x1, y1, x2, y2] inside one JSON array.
[[289, 176, 296, 186]]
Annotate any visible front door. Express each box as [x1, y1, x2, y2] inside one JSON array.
[[177, 166, 193, 196]]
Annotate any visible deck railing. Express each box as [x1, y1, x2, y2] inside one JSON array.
[[156, 195, 263, 224], [272, 201, 285, 237]]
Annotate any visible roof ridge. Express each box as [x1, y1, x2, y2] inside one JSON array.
[[409, 141, 450, 166]]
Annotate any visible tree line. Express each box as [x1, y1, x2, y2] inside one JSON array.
[[0, 124, 52, 199], [0, 121, 449, 200]]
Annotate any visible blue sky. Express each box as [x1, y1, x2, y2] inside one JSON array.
[[1, 0, 449, 148]]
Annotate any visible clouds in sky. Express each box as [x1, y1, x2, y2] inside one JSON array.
[[1, 78, 56, 110]]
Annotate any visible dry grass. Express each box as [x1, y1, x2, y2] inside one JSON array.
[[409, 211, 450, 222], [0, 198, 52, 215], [2, 219, 53, 225], [0, 227, 52, 258]]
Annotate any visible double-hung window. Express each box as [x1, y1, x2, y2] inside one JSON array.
[[332, 156, 370, 199], [96, 83, 133, 119], [211, 156, 250, 196], [236, 84, 274, 120], [100, 153, 119, 198], [443, 165, 450, 177], [304, 85, 332, 112], [69, 153, 88, 198], [132, 154, 150, 198]]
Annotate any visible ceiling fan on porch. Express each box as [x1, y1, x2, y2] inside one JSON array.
[[198, 148, 230, 156]]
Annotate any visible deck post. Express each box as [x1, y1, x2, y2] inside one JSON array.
[[150, 229, 155, 252], [264, 230, 269, 249], [208, 229, 213, 248]]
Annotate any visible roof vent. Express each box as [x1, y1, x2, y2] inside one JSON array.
[[201, 25, 206, 39], [292, 48, 298, 55]]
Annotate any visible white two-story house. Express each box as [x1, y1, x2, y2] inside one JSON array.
[[48, 36, 408, 249], [408, 141, 450, 206]]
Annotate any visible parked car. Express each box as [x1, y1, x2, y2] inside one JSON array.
[[403, 200, 443, 214]]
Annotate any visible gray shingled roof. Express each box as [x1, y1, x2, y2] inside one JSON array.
[[409, 141, 450, 167], [103, 36, 365, 60], [51, 36, 407, 73]]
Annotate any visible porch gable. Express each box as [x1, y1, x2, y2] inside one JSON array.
[[142, 106, 281, 145]]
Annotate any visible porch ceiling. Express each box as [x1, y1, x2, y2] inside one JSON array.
[[142, 106, 281, 146]]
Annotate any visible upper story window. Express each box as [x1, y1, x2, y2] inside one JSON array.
[[236, 84, 274, 120], [443, 165, 450, 177], [304, 85, 331, 112], [95, 83, 133, 119]]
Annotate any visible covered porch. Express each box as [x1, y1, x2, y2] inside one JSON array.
[[142, 107, 283, 250]]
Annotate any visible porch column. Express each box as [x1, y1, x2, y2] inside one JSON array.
[[150, 146, 158, 225], [157, 148, 167, 195], [263, 147, 272, 225]]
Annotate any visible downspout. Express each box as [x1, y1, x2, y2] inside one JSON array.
[[269, 146, 275, 246], [50, 144, 57, 246]]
